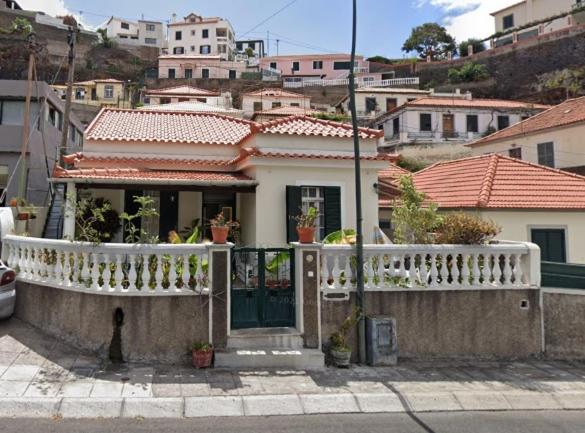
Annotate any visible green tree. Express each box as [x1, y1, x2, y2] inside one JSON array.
[[458, 38, 486, 57], [392, 176, 442, 244], [402, 23, 457, 61], [97, 28, 116, 48], [448, 62, 490, 83]]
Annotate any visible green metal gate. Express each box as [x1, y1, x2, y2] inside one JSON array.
[[231, 248, 295, 329]]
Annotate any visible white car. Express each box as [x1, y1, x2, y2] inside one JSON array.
[[0, 261, 15, 320]]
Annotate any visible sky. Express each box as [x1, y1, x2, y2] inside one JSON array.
[[19, 0, 521, 58]]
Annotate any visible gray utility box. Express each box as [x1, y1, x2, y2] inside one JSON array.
[[366, 316, 398, 366]]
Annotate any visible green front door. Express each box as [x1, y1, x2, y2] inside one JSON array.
[[231, 248, 295, 329]]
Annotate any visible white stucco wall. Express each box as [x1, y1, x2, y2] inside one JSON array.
[[493, 0, 575, 33], [241, 95, 311, 117], [468, 123, 585, 169]]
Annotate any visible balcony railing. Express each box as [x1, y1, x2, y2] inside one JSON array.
[[283, 77, 419, 89], [1, 235, 210, 296], [320, 243, 540, 300]]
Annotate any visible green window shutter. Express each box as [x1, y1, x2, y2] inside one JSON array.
[[323, 186, 341, 237], [286, 186, 302, 243]]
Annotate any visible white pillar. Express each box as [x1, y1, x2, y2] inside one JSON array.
[[63, 182, 76, 240]]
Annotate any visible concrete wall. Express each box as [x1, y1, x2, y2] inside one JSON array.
[[543, 290, 585, 359], [14, 282, 210, 364], [322, 290, 542, 360], [469, 123, 585, 170], [241, 95, 311, 116]]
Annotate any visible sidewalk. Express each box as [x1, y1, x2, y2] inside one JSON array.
[[2, 318, 585, 418]]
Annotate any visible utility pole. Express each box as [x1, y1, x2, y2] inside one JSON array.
[[267, 30, 270, 56], [18, 32, 36, 199], [60, 25, 77, 165], [348, 0, 366, 364], [276, 39, 280, 56]]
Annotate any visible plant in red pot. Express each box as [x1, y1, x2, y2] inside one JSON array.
[[209, 212, 239, 244], [292, 207, 319, 244], [191, 342, 214, 369]]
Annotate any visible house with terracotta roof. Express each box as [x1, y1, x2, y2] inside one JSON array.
[[139, 101, 244, 118], [241, 88, 311, 119], [374, 95, 550, 163], [53, 109, 391, 246], [157, 55, 254, 80], [142, 85, 231, 108], [252, 105, 322, 123], [467, 97, 585, 173], [338, 87, 432, 120], [379, 154, 585, 263]]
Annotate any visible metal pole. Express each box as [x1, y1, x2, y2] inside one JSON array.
[[18, 33, 36, 199], [348, 0, 366, 364], [59, 25, 77, 166]]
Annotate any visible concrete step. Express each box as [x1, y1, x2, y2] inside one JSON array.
[[215, 348, 325, 370], [227, 328, 303, 349]]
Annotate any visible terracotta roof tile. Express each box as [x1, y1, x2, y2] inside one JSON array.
[[139, 101, 243, 115], [252, 106, 321, 120], [379, 163, 410, 181], [412, 154, 585, 209], [52, 166, 253, 183], [243, 88, 308, 98], [85, 109, 256, 145], [240, 147, 396, 162], [403, 97, 550, 110], [469, 97, 585, 147], [144, 85, 218, 97], [63, 153, 235, 170], [258, 116, 384, 139]]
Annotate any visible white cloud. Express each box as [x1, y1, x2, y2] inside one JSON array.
[[17, 0, 90, 28], [417, 0, 521, 40]]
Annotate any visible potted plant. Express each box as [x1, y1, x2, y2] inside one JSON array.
[[209, 212, 239, 244], [191, 342, 214, 369], [292, 207, 319, 244], [329, 308, 362, 368]]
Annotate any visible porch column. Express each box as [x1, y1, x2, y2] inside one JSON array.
[[208, 243, 232, 349], [62, 182, 76, 240], [293, 243, 322, 349]]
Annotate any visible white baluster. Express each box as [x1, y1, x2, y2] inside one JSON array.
[[23, 247, 32, 280], [168, 254, 178, 291], [30, 248, 39, 281], [114, 254, 124, 292], [481, 254, 492, 286], [54, 250, 63, 285], [461, 253, 470, 287], [62, 250, 72, 287], [440, 254, 449, 286], [397, 254, 406, 280], [18, 246, 26, 278], [332, 255, 341, 290], [101, 254, 111, 291], [71, 250, 80, 287], [492, 254, 502, 287], [377, 253, 386, 289], [321, 255, 330, 292], [80, 252, 90, 288], [365, 255, 375, 290], [181, 254, 190, 290], [90, 253, 100, 291], [514, 254, 524, 286], [343, 254, 352, 290], [128, 254, 138, 291], [154, 254, 164, 292], [503, 254, 512, 286], [472, 254, 481, 286], [195, 253, 204, 293], [418, 253, 428, 287], [451, 253, 460, 287], [429, 254, 439, 287], [141, 254, 150, 291]]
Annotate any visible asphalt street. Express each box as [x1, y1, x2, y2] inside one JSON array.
[[2, 411, 585, 433]]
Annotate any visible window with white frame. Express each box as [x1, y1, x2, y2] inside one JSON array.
[[145, 23, 156, 32], [301, 187, 325, 241], [104, 85, 114, 99]]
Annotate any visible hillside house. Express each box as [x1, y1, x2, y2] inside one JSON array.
[[467, 97, 585, 173], [241, 88, 311, 119], [104, 17, 165, 49], [52, 79, 131, 109], [53, 110, 390, 247], [379, 154, 585, 263], [139, 101, 244, 118], [157, 55, 253, 80], [142, 85, 231, 108], [375, 96, 549, 161], [252, 105, 321, 123], [167, 13, 236, 60], [338, 88, 432, 120]]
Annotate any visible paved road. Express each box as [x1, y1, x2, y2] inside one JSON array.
[[2, 412, 585, 433]]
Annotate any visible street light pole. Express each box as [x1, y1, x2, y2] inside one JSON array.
[[348, 0, 366, 364]]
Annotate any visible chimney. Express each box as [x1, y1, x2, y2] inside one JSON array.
[[171, 13, 176, 23]]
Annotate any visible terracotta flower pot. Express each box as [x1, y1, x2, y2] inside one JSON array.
[[9, 198, 17, 207], [211, 226, 229, 244], [297, 227, 316, 244], [192, 348, 213, 369]]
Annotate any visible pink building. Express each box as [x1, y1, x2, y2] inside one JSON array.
[[259, 54, 381, 84]]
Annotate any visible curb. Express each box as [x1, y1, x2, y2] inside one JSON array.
[[0, 391, 583, 418]]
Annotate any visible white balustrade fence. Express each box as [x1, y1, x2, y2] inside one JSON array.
[[320, 243, 540, 300], [283, 77, 420, 89], [1, 235, 210, 296]]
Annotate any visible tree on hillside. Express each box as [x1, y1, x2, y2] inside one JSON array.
[[402, 23, 456, 61], [458, 38, 486, 57]]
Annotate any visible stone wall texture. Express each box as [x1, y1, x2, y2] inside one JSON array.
[[15, 282, 209, 364], [321, 289, 542, 361], [543, 292, 585, 360]]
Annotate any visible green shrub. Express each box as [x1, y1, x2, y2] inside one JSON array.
[[448, 62, 490, 83], [435, 213, 500, 245]]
